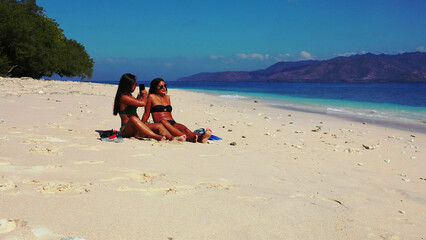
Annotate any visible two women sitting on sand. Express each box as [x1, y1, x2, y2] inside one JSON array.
[[113, 73, 212, 142], [142, 78, 212, 143], [113, 73, 185, 141]]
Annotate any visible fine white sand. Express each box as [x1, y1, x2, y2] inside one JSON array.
[[0, 77, 425, 240]]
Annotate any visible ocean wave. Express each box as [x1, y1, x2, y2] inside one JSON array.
[[326, 107, 392, 119], [326, 107, 350, 114], [219, 94, 247, 99]]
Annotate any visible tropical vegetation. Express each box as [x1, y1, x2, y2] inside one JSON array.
[[0, 0, 93, 79]]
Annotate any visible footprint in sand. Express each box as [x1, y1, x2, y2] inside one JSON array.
[[47, 123, 64, 129], [290, 193, 348, 208], [130, 173, 166, 184], [368, 233, 403, 240], [32, 227, 60, 239], [100, 176, 129, 182], [85, 146, 104, 151], [29, 146, 61, 155], [46, 165, 63, 169], [388, 217, 416, 225], [0, 136, 9, 141], [197, 182, 230, 190], [23, 139, 49, 145], [22, 139, 51, 145], [74, 160, 104, 165], [237, 196, 272, 201], [69, 144, 105, 151], [22, 179, 47, 185], [23, 137, 66, 145], [118, 185, 194, 195], [9, 130, 22, 134], [0, 181, 17, 191], [37, 182, 91, 194], [380, 188, 408, 197], [101, 172, 166, 184], [118, 182, 231, 195], [22, 180, 92, 194], [132, 153, 154, 157], [0, 219, 26, 234]]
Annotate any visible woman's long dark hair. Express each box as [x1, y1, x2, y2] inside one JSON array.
[[148, 78, 166, 95], [113, 73, 136, 115]]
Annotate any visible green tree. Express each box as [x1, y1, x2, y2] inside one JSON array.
[[0, 50, 10, 74], [0, 0, 93, 79]]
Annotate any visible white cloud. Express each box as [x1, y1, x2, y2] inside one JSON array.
[[251, 54, 264, 60], [336, 52, 358, 57], [236, 53, 249, 59], [207, 52, 295, 64], [164, 62, 174, 67], [273, 53, 292, 61], [104, 58, 127, 64], [300, 51, 314, 60], [236, 53, 266, 60], [278, 53, 291, 58], [416, 46, 424, 51]]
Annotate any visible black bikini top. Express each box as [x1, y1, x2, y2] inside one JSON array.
[[151, 105, 172, 113]]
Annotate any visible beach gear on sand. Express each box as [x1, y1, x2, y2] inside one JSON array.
[[193, 128, 221, 140], [208, 134, 221, 140], [95, 129, 123, 143]]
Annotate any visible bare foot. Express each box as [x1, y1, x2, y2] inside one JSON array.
[[173, 135, 187, 142], [154, 135, 167, 141], [187, 134, 198, 143], [200, 128, 212, 143]]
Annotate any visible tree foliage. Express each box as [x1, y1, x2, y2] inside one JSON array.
[[0, 0, 93, 79]]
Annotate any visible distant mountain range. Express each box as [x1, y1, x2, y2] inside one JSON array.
[[177, 52, 426, 82]]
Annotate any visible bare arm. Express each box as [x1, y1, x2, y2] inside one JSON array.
[[141, 94, 153, 123], [120, 91, 148, 108]]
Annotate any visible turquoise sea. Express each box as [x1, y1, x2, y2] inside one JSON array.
[[99, 80, 426, 133]]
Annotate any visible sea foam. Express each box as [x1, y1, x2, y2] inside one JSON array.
[[219, 94, 247, 99]]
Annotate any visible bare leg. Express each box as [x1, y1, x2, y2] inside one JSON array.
[[147, 123, 186, 142], [160, 120, 184, 136], [160, 120, 188, 142], [122, 116, 165, 141], [172, 123, 198, 143]]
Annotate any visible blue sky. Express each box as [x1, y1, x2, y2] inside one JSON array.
[[37, 0, 425, 82]]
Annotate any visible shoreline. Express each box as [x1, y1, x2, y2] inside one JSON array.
[[270, 103, 426, 134], [1, 77, 425, 239], [181, 88, 426, 134], [43, 79, 426, 129]]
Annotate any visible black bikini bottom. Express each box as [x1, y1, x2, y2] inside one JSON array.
[[167, 120, 176, 126]]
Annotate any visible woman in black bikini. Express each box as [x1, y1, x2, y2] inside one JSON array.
[[142, 78, 212, 143], [113, 73, 185, 141]]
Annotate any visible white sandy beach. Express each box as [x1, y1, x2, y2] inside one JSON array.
[[0, 77, 425, 240]]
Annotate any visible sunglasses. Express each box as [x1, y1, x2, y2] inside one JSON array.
[[158, 84, 167, 90]]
